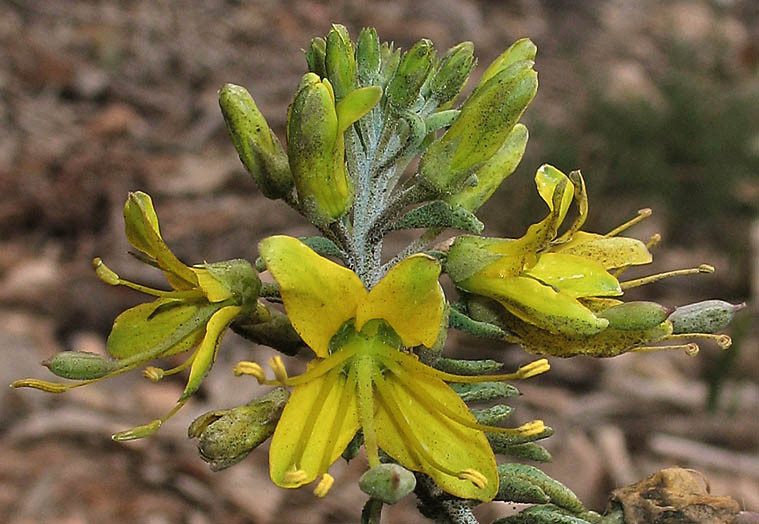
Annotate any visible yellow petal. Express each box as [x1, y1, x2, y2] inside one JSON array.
[[260, 236, 367, 358], [180, 305, 241, 400], [123, 192, 198, 289], [550, 231, 653, 269], [192, 268, 234, 302], [357, 254, 444, 348], [535, 164, 574, 230], [373, 364, 498, 501], [524, 253, 622, 298], [269, 364, 360, 488], [464, 274, 608, 336]]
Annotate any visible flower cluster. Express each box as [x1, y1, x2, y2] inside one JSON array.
[[12, 23, 743, 521]]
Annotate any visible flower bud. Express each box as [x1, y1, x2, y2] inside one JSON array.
[[477, 38, 537, 92], [42, 351, 118, 380], [428, 41, 476, 108], [197, 259, 262, 308], [669, 300, 746, 334], [446, 123, 528, 212], [231, 310, 304, 356], [379, 42, 401, 89], [419, 59, 537, 194], [359, 463, 417, 504], [188, 388, 289, 471], [219, 84, 292, 199], [356, 27, 381, 85], [598, 301, 672, 331], [325, 24, 356, 99], [305, 37, 327, 78], [288, 73, 381, 224], [385, 39, 435, 111]]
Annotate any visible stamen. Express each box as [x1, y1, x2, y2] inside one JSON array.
[[605, 208, 652, 237], [10, 378, 71, 393], [313, 473, 335, 498], [633, 343, 700, 357], [620, 264, 714, 290], [233, 361, 269, 383], [459, 469, 488, 489], [112, 398, 188, 441], [143, 353, 197, 382], [513, 359, 550, 379], [92, 258, 205, 299], [283, 469, 309, 486], [273, 345, 361, 388], [380, 356, 547, 437], [662, 333, 732, 350], [269, 356, 289, 384]]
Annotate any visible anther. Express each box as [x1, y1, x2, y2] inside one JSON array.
[[233, 361, 267, 383], [515, 358, 550, 379], [513, 420, 545, 437], [313, 473, 335, 497], [143, 366, 165, 382], [458, 469, 488, 489], [716, 334, 732, 350], [283, 469, 309, 486], [269, 356, 289, 384]]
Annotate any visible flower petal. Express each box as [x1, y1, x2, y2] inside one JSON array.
[[465, 274, 609, 336], [180, 305, 241, 400], [524, 253, 622, 298], [192, 267, 234, 302], [373, 363, 498, 501], [260, 236, 367, 358], [357, 254, 444, 348], [551, 232, 652, 269], [123, 192, 199, 289], [269, 364, 360, 488], [106, 299, 215, 359]]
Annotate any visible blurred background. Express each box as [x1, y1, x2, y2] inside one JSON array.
[[1, 0, 758, 522]]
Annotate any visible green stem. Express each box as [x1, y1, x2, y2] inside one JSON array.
[[361, 498, 383, 524]]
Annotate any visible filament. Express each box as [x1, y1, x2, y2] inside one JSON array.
[[620, 264, 714, 290], [605, 208, 652, 237]]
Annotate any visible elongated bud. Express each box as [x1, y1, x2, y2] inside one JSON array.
[[42, 351, 119, 380], [385, 39, 435, 111], [359, 464, 417, 504], [219, 84, 292, 199], [446, 123, 528, 212], [231, 311, 304, 356], [305, 37, 327, 78], [325, 24, 356, 99], [598, 301, 672, 331], [356, 27, 381, 86], [419, 59, 537, 194], [428, 41, 476, 108], [188, 388, 289, 471], [669, 300, 746, 334], [477, 38, 537, 91]]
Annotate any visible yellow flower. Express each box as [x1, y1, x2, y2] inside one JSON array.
[[236, 236, 548, 501], [448, 164, 653, 337], [13, 192, 267, 440]]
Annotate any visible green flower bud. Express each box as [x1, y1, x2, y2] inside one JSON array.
[[325, 24, 356, 99], [42, 351, 119, 380], [287, 73, 381, 224], [419, 59, 537, 194], [669, 300, 746, 334], [428, 41, 476, 108], [385, 39, 435, 111], [305, 37, 327, 78], [356, 27, 381, 86], [446, 123, 528, 212], [188, 388, 289, 471], [598, 301, 672, 331], [231, 310, 304, 356], [359, 464, 417, 504], [478, 38, 537, 91], [450, 381, 520, 402], [219, 84, 292, 199]]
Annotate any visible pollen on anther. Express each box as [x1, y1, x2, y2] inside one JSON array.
[[283, 469, 309, 486], [270, 355, 289, 384], [458, 469, 488, 489], [313, 473, 335, 497]]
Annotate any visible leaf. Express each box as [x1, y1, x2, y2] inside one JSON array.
[[389, 201, 484, 233]]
